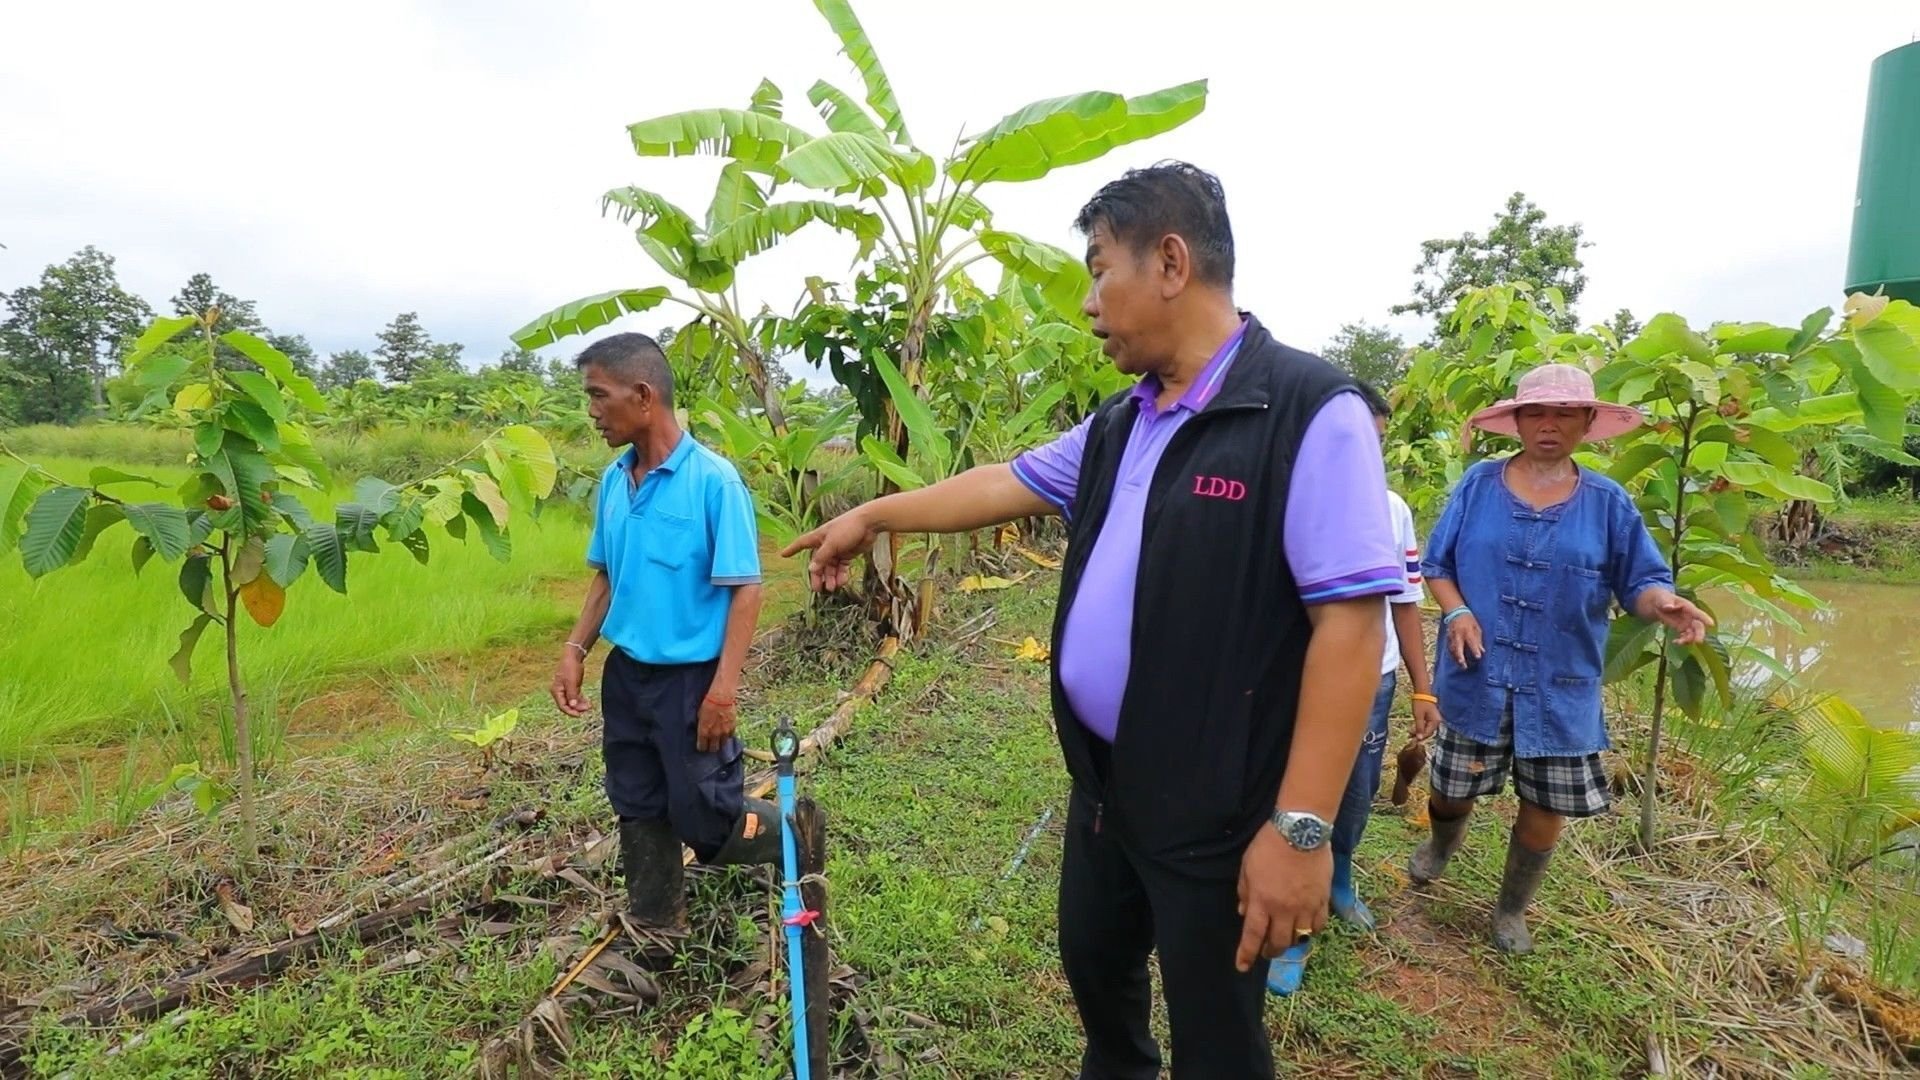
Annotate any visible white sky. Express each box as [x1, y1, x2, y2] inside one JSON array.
[[2, 1, 1912, 380]]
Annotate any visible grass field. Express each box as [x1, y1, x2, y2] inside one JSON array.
[[0, 454, 594, 765], [2, 576, 1908, 1077]]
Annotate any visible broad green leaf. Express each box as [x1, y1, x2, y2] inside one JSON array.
[[71, 504, 126, 562], [951, 91, 1125, 182], [1839, 431, 1920, 467], [812, 0, 912, 145], [704, 201, 884, 266], [334, 502, 381, 553], [627, 108, 813, 165], [932, 192, 993, 232], [382, 496, 428, 544], [1747, 392, 1860, 432], [270, 491, 316, 531], [88, 466, 158, 488], [126, 316, 198, 368], [511, 287, 673, 350], [230, 536, 266, 586], [221, 400, 282, 452], [603, 185, 699, 256], [484, 444, 534, 523], [1606, 442, 1670, 486], [450, 708, 520, 749], [353, 477, 401, 514], [1852, 300, 1920, 389], [229, 446, 277, 535], [806, 80, 886, 141], [219, 332, 326, 409], [168, 614, 214, 685], [748, 77, 783, 118], [860, 435, 926, 490], [869, 350, 948, 472], [131, 535, 155, 575], [1006, 383, 1070, 440], [225, 370, 289, 423], [1603, 616, 1662, 684], [1736, 424, 1800, 472], [303, 522, 348, 593], [1713, 323, 1799, 355], [495, 425, 559, 499], [1669, 649, 1706, 719], [462, 493, 511, 562], [238, 574, 285, 628], [276, 423, 332, 490], [1712, 490, 1750, 535], [194, 422, 225, 461], [20, 486, 91, 577], [401, 527, 430, 565], [776, 130, 927, 193], [420, 477, 465, 526], [1787, 307, 1834, 355], [127, 351, 191, 396], [978, 230, 1091, 324], [1832, 344, 1909, 445], [1625, 313, 1713, 364], [0, 465, 49, 554], [1720, 460, 1834, 502], [1675, 360, 1721, 404], [706, 162, 768, 234], [174, 383, 214, 415], [1793, 693, 1920, 800], [178, 554, 216, 615], [264, 533, 308, 588], [953, 81, 1208, 184], [466, 473, 510, 528]]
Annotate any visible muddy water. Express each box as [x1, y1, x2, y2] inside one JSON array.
[[1722, 580, 1920, 730]]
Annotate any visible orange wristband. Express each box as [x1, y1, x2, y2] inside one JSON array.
[[1410, 693, 1439, 704]]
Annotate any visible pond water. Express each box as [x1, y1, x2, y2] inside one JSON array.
[[1721, 580, 1920, 731]]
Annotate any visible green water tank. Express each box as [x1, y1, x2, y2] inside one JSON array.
[[1848, 41, 1920, 303]]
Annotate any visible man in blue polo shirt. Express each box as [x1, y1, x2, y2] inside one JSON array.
[[549, 332, 772, 943]]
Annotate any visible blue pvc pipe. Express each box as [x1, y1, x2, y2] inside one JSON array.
[[777, 770, 810, 1080]]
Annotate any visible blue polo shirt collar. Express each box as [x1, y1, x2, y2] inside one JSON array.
[[618, 432, 696, 482]]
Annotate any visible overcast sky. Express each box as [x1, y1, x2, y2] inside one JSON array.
[[2, 2, 1911, 379]]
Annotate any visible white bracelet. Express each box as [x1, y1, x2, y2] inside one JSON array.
[[565, 641, 589, 656]]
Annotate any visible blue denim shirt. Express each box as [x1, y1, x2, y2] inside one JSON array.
[[1421, 458, 1673, 757]]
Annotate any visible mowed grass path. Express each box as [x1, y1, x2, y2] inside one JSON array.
[[0, 455, 593, 762]]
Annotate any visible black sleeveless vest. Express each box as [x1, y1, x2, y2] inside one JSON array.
[[1048, 314, 1356, 874]]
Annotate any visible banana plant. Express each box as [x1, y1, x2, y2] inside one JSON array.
[[537, 0, 1206, 638], [512, 80, 882, 438], [696, 394, 860, 548]]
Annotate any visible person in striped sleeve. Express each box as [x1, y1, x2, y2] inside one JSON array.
[[1269, 381, 1443, 995]]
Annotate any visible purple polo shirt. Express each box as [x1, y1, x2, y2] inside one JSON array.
[[1010, 321, 1402, 742]]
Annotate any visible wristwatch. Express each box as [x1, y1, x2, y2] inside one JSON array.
[[1270, 810, 1332, 852]]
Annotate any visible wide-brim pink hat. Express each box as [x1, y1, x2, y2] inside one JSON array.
[[1468, 362, 1644, 441]]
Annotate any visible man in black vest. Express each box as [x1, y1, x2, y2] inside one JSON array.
[[783, 162, 1401, 1078]]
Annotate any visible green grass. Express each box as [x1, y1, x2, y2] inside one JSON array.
[[0, 453, 592, 762], [4, 567, 1909, 1077]]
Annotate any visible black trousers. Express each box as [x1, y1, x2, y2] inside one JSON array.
[[1060, 783, 1272, 1080], [600, 650, 742, 861]]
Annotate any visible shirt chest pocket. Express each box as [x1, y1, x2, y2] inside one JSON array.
[[641, 509, 699, 571], [1554, 564, 1609, 632]]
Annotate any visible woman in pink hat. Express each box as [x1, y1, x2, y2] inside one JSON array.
[[1410, 363, 1711, 953]]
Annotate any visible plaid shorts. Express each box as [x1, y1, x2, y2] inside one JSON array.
[[1428, 706, 1611, 818]]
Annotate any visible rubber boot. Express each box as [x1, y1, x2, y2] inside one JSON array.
[[1265, 939, 1312, 997], [1408, 809, 1470, 885], [704, 797, 783, 866], [1491, 832, 1553, 954], [1329, 851, 1376, 932], [618, 817, 687, 935]]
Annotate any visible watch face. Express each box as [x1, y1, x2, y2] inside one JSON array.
[[1286, 815, 1327, 850]]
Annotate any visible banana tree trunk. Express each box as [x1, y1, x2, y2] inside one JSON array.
[[1769, 449, 1825, 548], [737, 344, 789, 436]]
